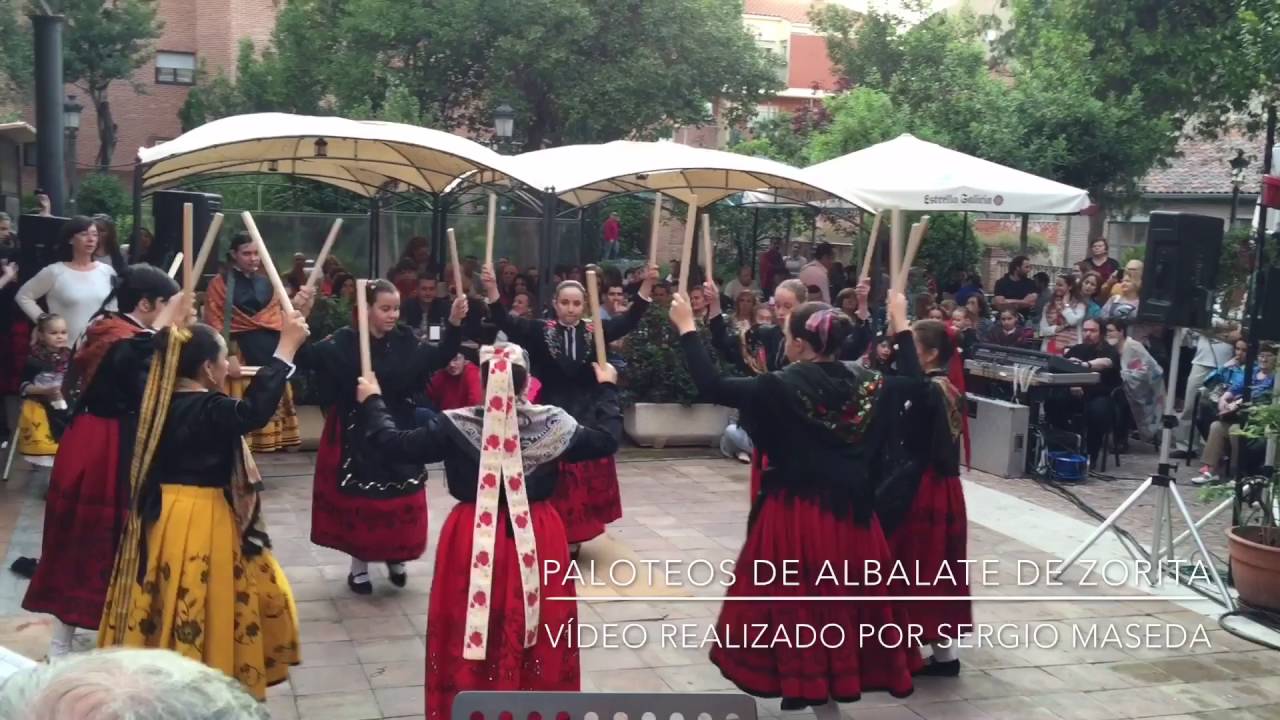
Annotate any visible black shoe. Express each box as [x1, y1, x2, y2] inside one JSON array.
[[914, 658, 961, 677], [347, 573, 373, 595], [9, 557, 38, 579], [387, 563, 407, 588]]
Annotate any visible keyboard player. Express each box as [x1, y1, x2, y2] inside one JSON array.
[[1044, 317, 1123, 465]]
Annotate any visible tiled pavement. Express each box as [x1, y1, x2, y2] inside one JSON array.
[[0, 445, 1277, 720]]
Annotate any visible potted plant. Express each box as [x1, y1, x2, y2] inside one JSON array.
[[617, 303, 734, 448], [1222, 401, 1280, 610]]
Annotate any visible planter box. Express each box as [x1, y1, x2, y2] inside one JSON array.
[[624, 403, 731, 448], [1228, 525, 1280, 612]]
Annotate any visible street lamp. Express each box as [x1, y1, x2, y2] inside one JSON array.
[[493, 103, 515, 153], [1229, 148, 1251, 228], [63, 93, 83, 212]]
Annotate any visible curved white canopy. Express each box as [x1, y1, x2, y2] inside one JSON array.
[[501, 140, 872, 210], [138, 113, 530, 197], [805, 134, 1091, 214]]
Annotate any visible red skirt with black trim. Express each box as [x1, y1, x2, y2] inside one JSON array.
[[310, 410, 428, 562], [709, 492, 920, 708], [22, 414, 123, 628], [550, 456, 621, 544], [425, 501, 578, 720], [885, 468, 971, 643]]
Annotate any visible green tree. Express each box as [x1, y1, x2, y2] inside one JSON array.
[[50, 1, 163, 172], [74, 171, 132, 232], [180, 0, 780, 148], [805, 89, 905, 164], [0, 1, 32, 110]]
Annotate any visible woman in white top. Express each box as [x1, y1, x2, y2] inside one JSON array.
[[15, 216, 117, 347], [1039, 274, 1087, 352]]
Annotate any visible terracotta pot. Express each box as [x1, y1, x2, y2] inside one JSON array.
[[1228, 525, 1280, 612]]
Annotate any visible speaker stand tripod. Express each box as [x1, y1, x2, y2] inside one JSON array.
[[1051, 328, 1234, 608]]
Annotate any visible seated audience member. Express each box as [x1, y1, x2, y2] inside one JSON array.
[[1107, 318, 1165, 446], [1029, 272, 1052, 324], [965, 293, 993, 336], [1193, 341, 1276, 486], [984, 309, 1035, 348], [722, 264, 759, 301], [425, 351, 483, 411], [1193, 338, 1248, 437], [401, 275, 445, 341], [0, 648, 267, 720], [953, 273, 984, 309], [865, 334, 896, 374], [1045, 318, 1121, 464]]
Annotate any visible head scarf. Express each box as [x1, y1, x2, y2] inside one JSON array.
[[461, 342, 543, 660]]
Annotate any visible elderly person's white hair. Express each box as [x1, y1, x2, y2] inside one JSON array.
[[0, 648, 268, 719]]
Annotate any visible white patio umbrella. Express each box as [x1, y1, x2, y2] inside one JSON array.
[[804, 133, 1091, 282], [499, 140, 872, 210], [137, 113, 532, 196], [804, 133, 1090, 215]]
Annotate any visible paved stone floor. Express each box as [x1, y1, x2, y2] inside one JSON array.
[[0, 444, 1277, 720]]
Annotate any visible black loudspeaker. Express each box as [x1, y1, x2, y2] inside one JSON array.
[[17, 214, 68, 283], [1137, 211, 1223, 329], [147, 190, 223, 271]]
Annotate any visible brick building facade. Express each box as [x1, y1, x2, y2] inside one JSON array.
[[19, 0, 279, 188]]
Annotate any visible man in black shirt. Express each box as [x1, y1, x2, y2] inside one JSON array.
[[1047, 317, 1121, 463], [993, 255, 1039, 319]]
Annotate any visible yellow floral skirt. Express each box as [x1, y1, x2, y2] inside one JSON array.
[[98, 485, 300, 700], [17, 399, 57, 465], [227, 376, 301, 453]]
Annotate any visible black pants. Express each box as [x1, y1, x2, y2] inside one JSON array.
[[1046, 392, 1114, 461]]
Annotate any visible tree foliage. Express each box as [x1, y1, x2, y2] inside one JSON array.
[[50, 0, 163, 171], [0, 1, 32, 110], [180, 0, 780, 148]]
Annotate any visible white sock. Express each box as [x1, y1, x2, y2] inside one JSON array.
[[931, 639, 958, 663], [49, 620, 75, 658], [349, 558, 369, 581], [811, 700, 841, 720], [387, 562, 406, 575]]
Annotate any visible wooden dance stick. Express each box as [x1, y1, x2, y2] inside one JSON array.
[[485, 192, 497, 267], [700, 214, 714, 285], [355, 278, 372, 379], [585, 270, 608, 367], [858, 212, 883, 281], [889, 209, 904, 294], [897, 216, 931, 291], [648, 192, 663, 267], [677, 198, 698, 296], [447, 228, 464, 298], [190, 212, 225, 288], [166, 252, 184, 279], [305, 218, 344, 290], [241, 211, 295, 315], [182, 203, 194, 289]]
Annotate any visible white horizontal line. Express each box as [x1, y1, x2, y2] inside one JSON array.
[[553, 595, 1203, 602]]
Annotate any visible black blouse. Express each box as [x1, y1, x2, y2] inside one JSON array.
[[360, 383, 622, 504], [294, 322, 461, 499], [487, 297, 649, 419], [149, 358, 292, 488], [679, 329, 922, 525], [78, 327, 155, 419]]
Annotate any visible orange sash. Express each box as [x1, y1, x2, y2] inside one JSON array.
[[202, 273, 283, 335]]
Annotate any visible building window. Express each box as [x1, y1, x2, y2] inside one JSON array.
[[23, 142, 38, 167], [155, 51, 196, 85]]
